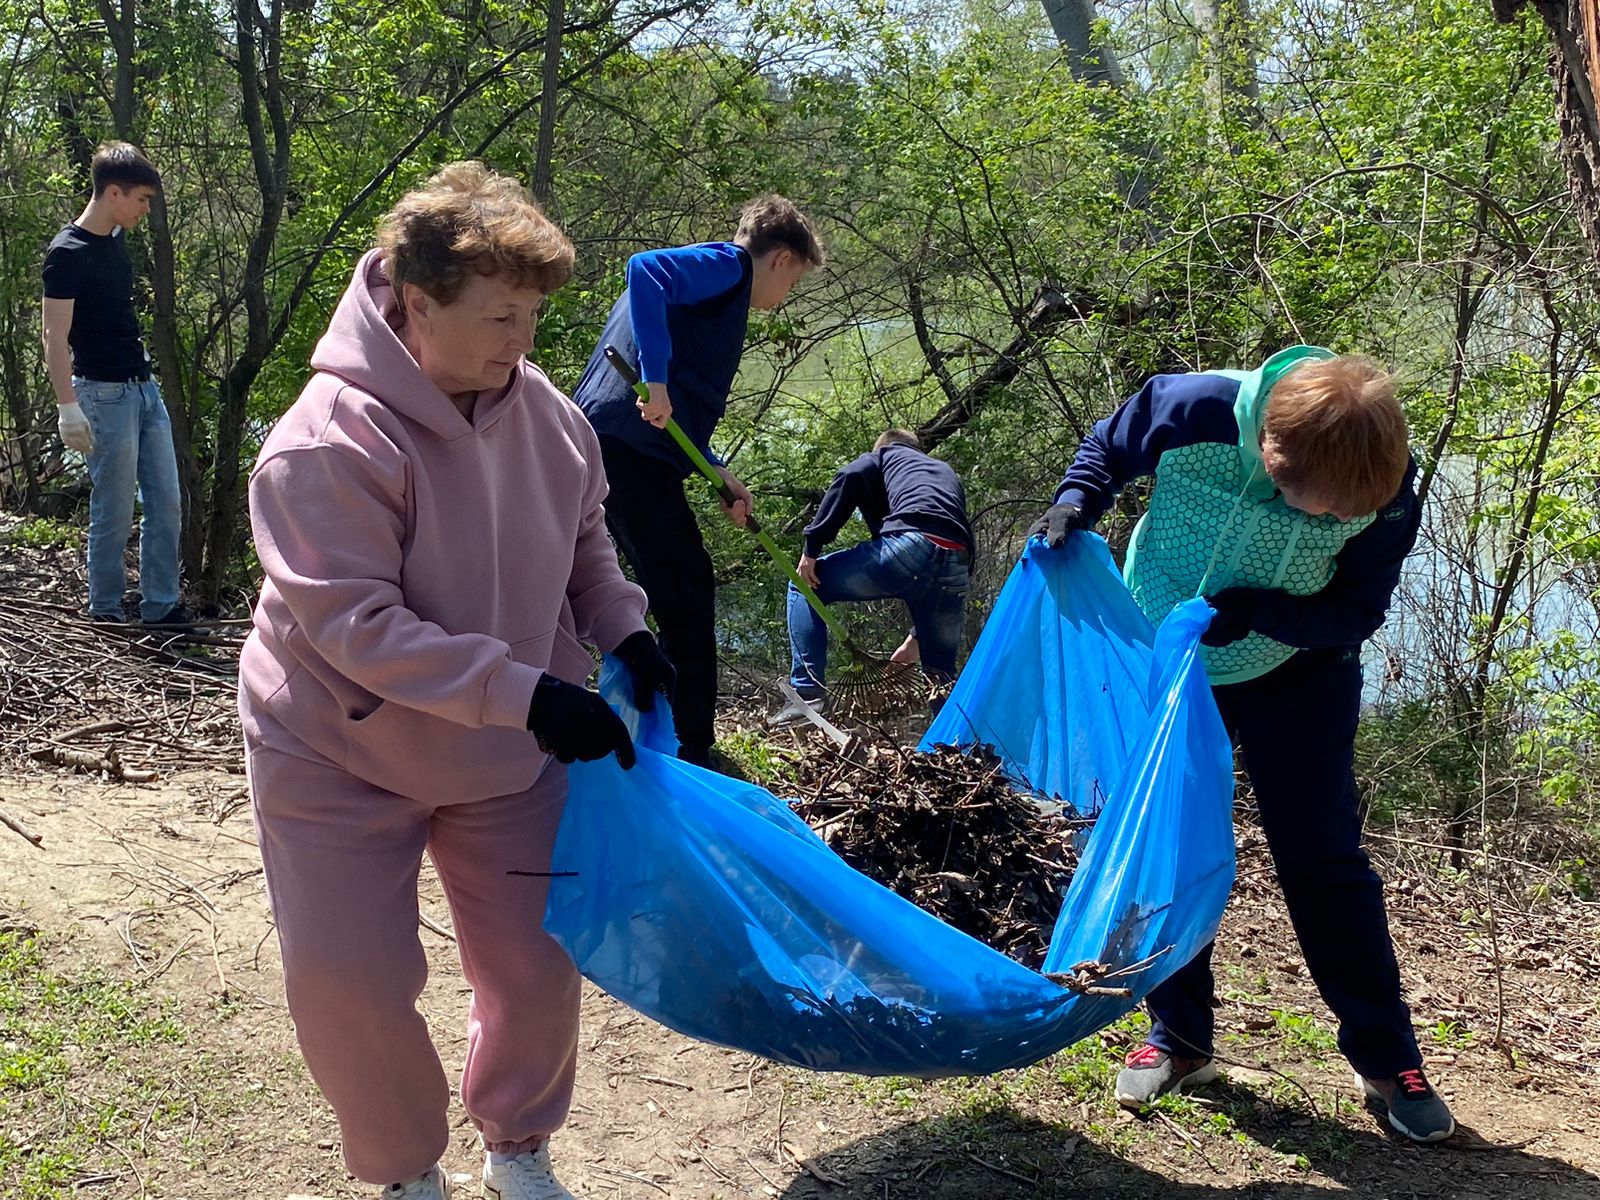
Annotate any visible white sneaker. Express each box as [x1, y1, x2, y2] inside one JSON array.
[[382, 1166, 451, 1200], [770, 692, 827, 728], [481, 1145, 575, 1200]]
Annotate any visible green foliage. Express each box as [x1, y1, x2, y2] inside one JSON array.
[[2, 517, 81, 550], [1268, 1008, 1338, 1057], [714, 726, 799, 786], [1, 0, 1597, 868]]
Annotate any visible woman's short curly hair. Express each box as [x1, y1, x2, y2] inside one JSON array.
[[376, 161, 575, 304], [1264, 355, 1410, 517]]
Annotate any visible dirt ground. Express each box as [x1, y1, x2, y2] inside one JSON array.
[[3, 754, 1599, 1200]]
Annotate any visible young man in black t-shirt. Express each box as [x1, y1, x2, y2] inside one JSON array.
[[41, 141, 187, 625]]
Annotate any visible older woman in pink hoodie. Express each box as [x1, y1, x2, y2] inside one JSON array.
[[240, 163, 674, 1200]]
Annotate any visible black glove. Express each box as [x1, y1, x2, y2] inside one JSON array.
[[613, 630, 676, 712], [1028, 501, 1087, 549], [1201, 587, 1262, 648], [527, 674, 636, 769]]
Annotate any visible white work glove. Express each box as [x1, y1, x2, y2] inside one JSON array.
[[57, 402, 93, 454]]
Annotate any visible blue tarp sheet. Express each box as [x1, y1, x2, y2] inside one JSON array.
[[546, 535, 1235, 1077]]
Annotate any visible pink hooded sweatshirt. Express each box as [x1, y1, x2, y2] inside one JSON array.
[[239, 250, 648, 804]]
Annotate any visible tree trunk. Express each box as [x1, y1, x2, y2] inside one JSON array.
[[0, 308, 42, 512], [1450, 311, 1567, 863], [532, 0, 565, 207], [93, 0, 137, 134], [1039, 0, 1124, 86], [1193, 0, 1261, 126], [198, 0, 292, 607], [1496, 1, 1600, 263], [144, 198, 205, 582]]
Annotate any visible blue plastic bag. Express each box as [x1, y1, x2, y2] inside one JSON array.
[[546, 534, 1235, 1076]]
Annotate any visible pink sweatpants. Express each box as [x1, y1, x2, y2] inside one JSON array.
[[246, 738, 580, 1184]]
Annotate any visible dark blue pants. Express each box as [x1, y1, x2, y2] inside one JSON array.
[[1145, 646, 1422, 1079], [597, 437, 718, 758]]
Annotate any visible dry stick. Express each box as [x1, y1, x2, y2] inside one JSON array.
[[137, 931, 199, 984], [742, 1155, 782, 1191], [418, 911, 457, 942], [208, 919, 229, 998], [57, 718, 133, 740], [585, 1164, 669, 1195], [966, 1153, 1035, 1187], [638, 1074, 693, 1091], [784, 1142, 846, 1187], [1208, 1049, 1321, 1119], [0, 801, 43, 847], [1153, 1110, 1222, 1174], [1478, 745, 1513, 1065]]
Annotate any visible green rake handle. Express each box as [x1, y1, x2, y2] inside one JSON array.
[[601, 346, 854, 648]]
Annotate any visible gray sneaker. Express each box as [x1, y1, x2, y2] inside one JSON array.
[[1360, 1068, 1456, 1143], [1114, 1042, 1218, 1108], [770, 693, 827, 728]]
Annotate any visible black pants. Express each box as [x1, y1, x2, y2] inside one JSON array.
[[597, 437, 718, 757], [1145, 646, 1422, 1079]]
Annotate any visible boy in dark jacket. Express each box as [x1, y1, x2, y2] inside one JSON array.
[[774, 430, 972, 724], [1035, 348, 1452, 1144], [573, 196, 823, 769]]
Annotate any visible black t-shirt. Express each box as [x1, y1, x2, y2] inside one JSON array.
[[41, 223, 149, 381]]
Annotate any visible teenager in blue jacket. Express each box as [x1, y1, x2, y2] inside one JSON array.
[[1035, 349, 1452, 1144], [573, 196, 823, 770]]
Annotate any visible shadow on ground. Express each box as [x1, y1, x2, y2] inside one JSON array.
[[776, 1081, 1599, 1200]]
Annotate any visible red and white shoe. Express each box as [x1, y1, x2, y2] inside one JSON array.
[[1114, 1042, 1218, 1108]]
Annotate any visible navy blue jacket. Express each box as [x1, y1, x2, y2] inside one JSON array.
[[804, 443, 974, 558], [573, 242, 752, 477], [1056, 372, 1422, 651]]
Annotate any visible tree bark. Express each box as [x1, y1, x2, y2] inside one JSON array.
[[1496, 1, 1600, 263], [197, 0, 293, 606], [1193, 0, 1261, 126], [93, 0, 137, 134], [1040, 0, 1124, 87], [0, 302, 42, 511], [1451, 309, 1567, 864], [532, 0, 566, 207]]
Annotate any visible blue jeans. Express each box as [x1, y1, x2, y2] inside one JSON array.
[[73, 378, 182, 619], [788, 532, 970, 696], [1145, 647, 1421, 1079]]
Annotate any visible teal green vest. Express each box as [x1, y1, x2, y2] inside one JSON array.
[[1123, 346, 1375, 685]]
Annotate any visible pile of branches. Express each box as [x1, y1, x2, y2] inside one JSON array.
[[0, 527, 244, 780], [788, 741, 1089, 969]]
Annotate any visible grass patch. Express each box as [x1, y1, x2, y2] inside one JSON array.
[[1430, 1019, 1474, 1051], [3, 517, 81, 551], [1269, 1008, 1338, 1057], [0, 931, 225, 1198], [715, 727, 799, 787], [847, 1074, 927, 1109]]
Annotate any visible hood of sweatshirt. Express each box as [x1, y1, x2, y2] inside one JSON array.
[[1219, 344, 1337, 501]]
